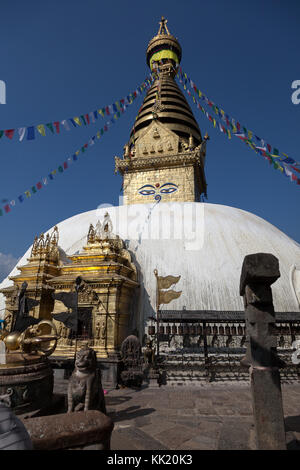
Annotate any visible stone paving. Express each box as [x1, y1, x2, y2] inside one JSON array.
[[54, 379, 300, 450]]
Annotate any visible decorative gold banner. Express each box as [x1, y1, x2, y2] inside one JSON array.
[[158, 289, 182, 305], [157, 274, 181, 290]]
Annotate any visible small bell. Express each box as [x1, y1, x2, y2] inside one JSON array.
[[219, 325, 224, 335], [237, 324, 243, 336], [178, 324, 183, 335], [165, 324, 171, 335], [225, 324, 230, 336], [231, 325, 237, 336], [172, 323, 177, 335]]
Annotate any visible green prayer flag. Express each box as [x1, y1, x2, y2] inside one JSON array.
[[273, 148, 279, 155], [46, 123, 54, 134], [31, 186, 37, 194], [0, 209, 3, 216], [100, 128, 104, 135], [80, 115, 86, 125], [243, 127, 247, 134], [0, 130, 3, 139], [58, 166, 63, 172]]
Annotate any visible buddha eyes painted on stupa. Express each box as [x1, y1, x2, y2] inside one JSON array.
[[138, 182, 178, 201]]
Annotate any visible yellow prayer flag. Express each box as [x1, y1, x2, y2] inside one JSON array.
[[36, 124, 46, 136], [227, 130, 231, 139], [73, 117, 82, 126], [25, 190, 31, 198], [75, 150, 80, 156], [96, 131, 101, 139], [213, 119, 216, 128]]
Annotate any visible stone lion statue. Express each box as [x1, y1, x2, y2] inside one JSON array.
[[67, 345, 106, 414]]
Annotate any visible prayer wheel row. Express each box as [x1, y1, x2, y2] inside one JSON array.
[[148, 323, 300, 337], [148, 324, 247, 336]]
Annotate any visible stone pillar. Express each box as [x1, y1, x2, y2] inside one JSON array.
[[240, 253, 286, 450]]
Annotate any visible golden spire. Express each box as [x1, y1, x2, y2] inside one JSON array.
[[158, 16, 170, 36], [146, 17, 182, 71]]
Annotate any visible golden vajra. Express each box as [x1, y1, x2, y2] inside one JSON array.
[[0, 320, 58, 357]]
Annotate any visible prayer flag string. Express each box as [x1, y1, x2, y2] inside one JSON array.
[[176, 67, 300, 186], [0, 75, 154, 217]]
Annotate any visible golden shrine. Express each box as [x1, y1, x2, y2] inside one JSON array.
[[0, 213, 138, 363], [48, 213, 138, 359]]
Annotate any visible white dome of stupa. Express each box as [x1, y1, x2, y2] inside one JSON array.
[[1, 202, 299, 333]]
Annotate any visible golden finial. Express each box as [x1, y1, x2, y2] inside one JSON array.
[[158, 16, 170, 36]]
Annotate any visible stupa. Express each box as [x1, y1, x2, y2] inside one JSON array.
[[1, 18, 300, 385]]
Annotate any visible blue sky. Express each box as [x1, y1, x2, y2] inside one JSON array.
[[0, 0, 299, 280]]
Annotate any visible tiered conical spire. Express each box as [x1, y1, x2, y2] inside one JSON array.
[[115, 18, 208, 205], [130, 17, 202, 147]]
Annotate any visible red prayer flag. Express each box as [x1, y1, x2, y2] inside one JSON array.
[[4, 129, 14, 139], [267, 144, 271, 153], [36, 182, 42, 190], [106, 106, 110, 115], [53, 121, 60, 133], [53, 122, 60, 133], [291, 166, 300, 173], [85, 114, 90, 125], [4, 204, 11, 213], [63, 162, 68, 169]]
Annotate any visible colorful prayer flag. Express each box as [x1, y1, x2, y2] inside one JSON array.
[[4, 129, 14, 140], [36, 124, 46, 136], [27, 127, 35, 140], [46, 123, 54, 133], [18, 127, 26, 141], [53, 122, 60, 133]]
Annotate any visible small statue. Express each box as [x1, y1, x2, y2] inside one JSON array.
[[11, 282, 40, 333], [102, 212, 113, 239], [100, 321, 106, 340], [120, 335, 144, 387], [143, 338, 155, 365], [67, 345, 106, 414]]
